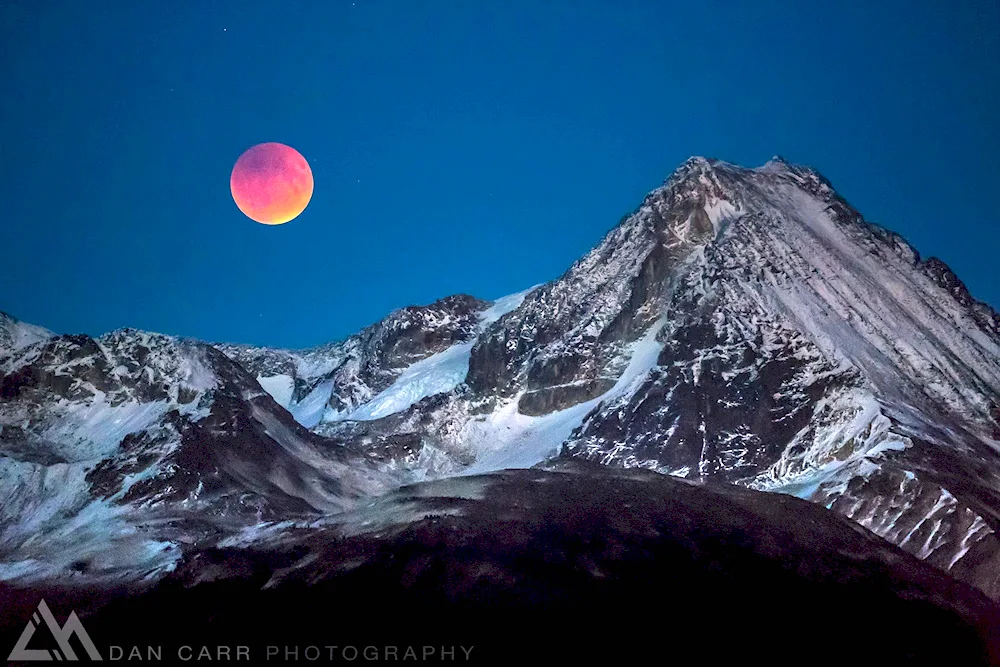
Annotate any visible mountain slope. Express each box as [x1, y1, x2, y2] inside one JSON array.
[[0, 311, 52, 353], [4, 462, 998, 664], [556, 157, 1000, 598], [0, 327, 398, 583]]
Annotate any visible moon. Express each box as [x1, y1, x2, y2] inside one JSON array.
[[230, 142, 313, 225]]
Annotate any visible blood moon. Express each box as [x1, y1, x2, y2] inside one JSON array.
[[230, 142, 313, 225]]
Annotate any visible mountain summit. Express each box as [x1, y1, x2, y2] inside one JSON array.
[[2, 156, 1000, 610]]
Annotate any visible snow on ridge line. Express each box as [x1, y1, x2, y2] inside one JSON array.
[[477, 286, 538, 330], [0, 317, 53, 352], [264, 287, 536, 427], [245, 288, 546, 425], [761, 184, 1000, 418], [339, 288, 535, 422]]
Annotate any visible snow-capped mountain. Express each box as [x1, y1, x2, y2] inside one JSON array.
[[3, 155, 1000, 610], [558, 157, 1000, 597]]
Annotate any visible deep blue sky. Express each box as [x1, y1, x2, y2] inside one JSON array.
[[1, 1, 997, 348]]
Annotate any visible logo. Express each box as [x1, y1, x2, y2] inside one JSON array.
[[8, 599, 103, 661]]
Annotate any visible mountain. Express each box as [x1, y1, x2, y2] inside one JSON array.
[[243, 155, 1000, 600], [2, 156, 1000, 658], [0, 326, 400, 583]]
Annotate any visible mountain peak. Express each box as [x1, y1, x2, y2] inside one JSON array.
[[667, 155, 726, 181], [679, 155, 716, 167], [0, 311, 53, 353]]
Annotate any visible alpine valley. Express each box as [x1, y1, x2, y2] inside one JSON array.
[[3, 157, 1000, 663]]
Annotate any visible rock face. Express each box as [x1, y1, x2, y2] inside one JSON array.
[[2, 155, 1000, 621]]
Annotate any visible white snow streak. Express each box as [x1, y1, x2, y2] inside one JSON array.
[[460, 317, 667, 474]]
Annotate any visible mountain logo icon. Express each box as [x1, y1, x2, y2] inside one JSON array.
[[7, 599, 103, 661]]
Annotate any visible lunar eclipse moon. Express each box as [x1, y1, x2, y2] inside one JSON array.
[[230, 142, 314, 225]]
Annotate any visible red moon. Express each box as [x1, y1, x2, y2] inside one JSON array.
[[230, 142, 313, 225]]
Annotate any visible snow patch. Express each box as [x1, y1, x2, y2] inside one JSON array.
[[704, 198, 739, 235], [0, 457, 180, 584], [290, 380, 335, 429], [459, 317, 668, 474], [347, 342, 475, 421], [0, 316, 53, 352], [257, 374, 294, 409], [327, 288, 534, 424], [35, 396, 174, 463], [477, 287, 536, 329]]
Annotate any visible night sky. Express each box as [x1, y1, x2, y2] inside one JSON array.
[[1, 1, 997, 348]]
